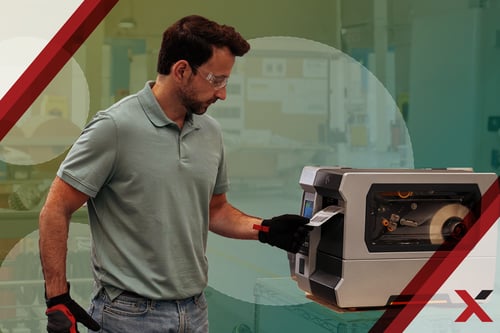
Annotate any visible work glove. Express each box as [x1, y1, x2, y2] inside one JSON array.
[[45, 284, 100, 333], [257, 214, 311, 253]]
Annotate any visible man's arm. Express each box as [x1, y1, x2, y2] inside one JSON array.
[[208, 193, 311, 254], [209, 193, 262, 240], [39, 176, 89, 298]]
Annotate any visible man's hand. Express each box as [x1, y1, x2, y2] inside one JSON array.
[[257, 214, 311, 253], [45, 285, 100, 333]]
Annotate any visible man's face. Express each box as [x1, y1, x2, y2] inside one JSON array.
[[179, 46, 235, 116]]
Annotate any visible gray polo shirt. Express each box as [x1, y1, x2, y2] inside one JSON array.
[[58, 81, 229, 300]]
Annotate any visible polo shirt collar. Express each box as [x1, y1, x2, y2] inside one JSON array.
[[138, 81, 201, 130]]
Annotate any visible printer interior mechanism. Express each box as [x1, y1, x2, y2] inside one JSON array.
[[290, 167, 498, 309], [366, 183, 479, 252]]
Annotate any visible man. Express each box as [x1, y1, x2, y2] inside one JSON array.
[[39, 15, 310, 333]]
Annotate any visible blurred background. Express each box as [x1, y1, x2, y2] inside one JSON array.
[[0, 0, 499, 332]]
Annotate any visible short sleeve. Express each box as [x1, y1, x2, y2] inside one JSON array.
[[213, 132, 229, 195], [57, 112, 117, 197]]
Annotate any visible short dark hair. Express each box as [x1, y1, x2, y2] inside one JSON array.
[[157, 15, 250, 75]]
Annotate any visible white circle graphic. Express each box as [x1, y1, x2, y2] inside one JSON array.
[[208, 36, 414, 306], [0, 37, 89, 166]]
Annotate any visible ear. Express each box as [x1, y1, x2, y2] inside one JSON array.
[[172, 60, 191, 82]]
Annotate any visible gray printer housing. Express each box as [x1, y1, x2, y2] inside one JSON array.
[[290, 167, 498, 308]]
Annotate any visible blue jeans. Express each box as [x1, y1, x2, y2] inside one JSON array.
[[88, 289, 209, 333]]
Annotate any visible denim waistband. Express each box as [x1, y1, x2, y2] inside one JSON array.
[[118, 290, 203, 305]]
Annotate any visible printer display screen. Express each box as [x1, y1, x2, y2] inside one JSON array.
[[303, 200, 314, 218]]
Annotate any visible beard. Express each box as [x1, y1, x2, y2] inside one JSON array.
[[178, 84, 216, 121]]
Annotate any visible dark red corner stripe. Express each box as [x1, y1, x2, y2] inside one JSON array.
[[371, 177, 500, 332], [0, 0, 118, 141]]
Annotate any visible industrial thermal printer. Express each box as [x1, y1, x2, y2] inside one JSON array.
[[289, 166, 499, 308]]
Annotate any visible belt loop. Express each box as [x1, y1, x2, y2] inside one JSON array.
[[193, 292, 202, 306]]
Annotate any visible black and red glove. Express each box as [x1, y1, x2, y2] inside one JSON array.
[[257, 214, 311, 253], [45, 285, 100, 333]]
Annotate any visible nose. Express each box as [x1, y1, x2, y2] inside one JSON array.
[[214, 86, 227, 100]]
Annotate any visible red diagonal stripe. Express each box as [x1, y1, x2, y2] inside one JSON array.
[[371, 177, 500, 332], [0, 0, 118, 141]]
